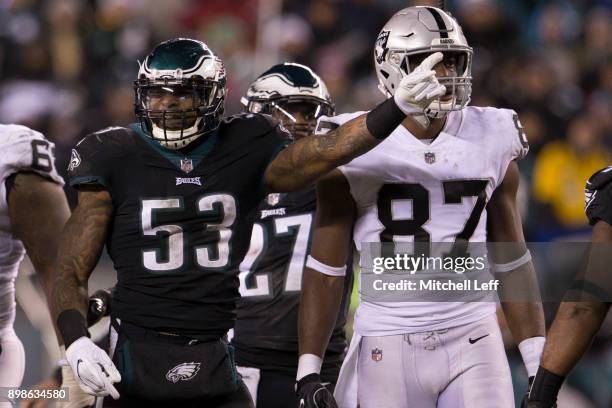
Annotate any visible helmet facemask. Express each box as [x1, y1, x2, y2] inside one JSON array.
[[388, 48, 473, 119], [246, 96, 334, 140], [134, 39, 227, 150], [373, 7, 474, 123], [135, 76, 225, 149]]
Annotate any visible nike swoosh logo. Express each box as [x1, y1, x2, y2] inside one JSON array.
[[468, 334, 489, 344]]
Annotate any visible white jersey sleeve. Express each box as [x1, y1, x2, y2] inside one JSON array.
[[0, 124, 64, 189], [458, 107, 529, 190], [496, 108, 529, 162], [314, 111, 367, 135]]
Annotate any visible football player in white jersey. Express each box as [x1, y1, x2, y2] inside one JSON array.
[[296, 6, 546, 408], [0, 124, 69, 406]]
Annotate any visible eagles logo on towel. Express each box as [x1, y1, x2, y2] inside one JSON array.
[[166, 362, 202, 383]]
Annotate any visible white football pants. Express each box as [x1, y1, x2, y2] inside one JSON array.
[[0, 329, 25, 407], [344, 314, 514, 408]]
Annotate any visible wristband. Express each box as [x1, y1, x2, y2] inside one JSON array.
[[296, 353, 323, 381], [518, 336, 545, 377], [528, 366, 565, 403], [57, 309, 90, 348], [491, 250, 532, 273], [306, 255, 347, 276], [365, 98, 406, 140]]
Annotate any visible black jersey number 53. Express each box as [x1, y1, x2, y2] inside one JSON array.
[[140, 194, 236, 272]]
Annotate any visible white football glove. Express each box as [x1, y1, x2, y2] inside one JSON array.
[[63, 337, 121, 400], [57, 365, 96, 408], [393, 52, 447, 129]]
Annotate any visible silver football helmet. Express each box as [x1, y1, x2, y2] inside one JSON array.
[[374, 6, 472, 119], [241, 62, 334, 139]]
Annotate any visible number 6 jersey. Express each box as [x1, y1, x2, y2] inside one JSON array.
[[316, 106, 529, 336], [68, 114, 289, 338], [0, 124, 64, 334]]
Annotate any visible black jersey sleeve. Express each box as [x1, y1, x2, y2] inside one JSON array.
[[585, 167, 612, 226], [262, 117, 291, 165], [68, 127, 130, 189], [221, 113, 290, 197], [258, 116, 291, 195]]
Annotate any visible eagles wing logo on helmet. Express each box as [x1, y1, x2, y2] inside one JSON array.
[[165, 362, 201, 383], [241, 62, 334, 122], [134, 38, 227, 150], [374, 30, 390, 64], [68, 149, 81, 171]]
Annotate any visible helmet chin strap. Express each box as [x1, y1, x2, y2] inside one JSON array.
[[425, 100, 453, 119], [151, 118, 202, 150]]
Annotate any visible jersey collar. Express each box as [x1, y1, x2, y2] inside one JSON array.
[[128, 122, 218, 172]]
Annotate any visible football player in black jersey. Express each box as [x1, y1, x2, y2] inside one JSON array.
[[50, 37, 433, 407], [232, 63, 353, 408], [525, 166, 612, 408]]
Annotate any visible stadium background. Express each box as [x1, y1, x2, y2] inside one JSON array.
[[2, 0, 611, 406]]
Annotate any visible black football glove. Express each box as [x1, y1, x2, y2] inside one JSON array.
[[296, 373, 338, 408]]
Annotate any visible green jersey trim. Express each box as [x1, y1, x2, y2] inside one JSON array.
[[128, 123, 218, 172]]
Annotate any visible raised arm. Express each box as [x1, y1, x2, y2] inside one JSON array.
[[486, 161, 545, 376], [296, 169, 356, 407], [265, 53, 448, 193], [264, 111, 383, 193]]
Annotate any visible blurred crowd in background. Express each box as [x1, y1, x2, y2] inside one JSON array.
[[2, 0, 612, 406], [1, 0, 611, 237]]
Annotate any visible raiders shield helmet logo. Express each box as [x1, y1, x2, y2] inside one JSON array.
[[166, 362, 201, 383], [374, 30, 390, 64]]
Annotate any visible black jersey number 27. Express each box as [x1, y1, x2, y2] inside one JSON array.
[[238, 213, 313, 297], [140, 195, 236, 272]]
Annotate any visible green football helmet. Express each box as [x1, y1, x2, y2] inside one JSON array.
[[134, 38, 226, 149], [241, 63, 334, 139]]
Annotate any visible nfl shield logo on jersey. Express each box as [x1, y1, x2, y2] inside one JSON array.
[[267, 193, 281, 206], [180, 158, 194, 173], [371, 348, 383, 362], [424, 152, 436, 164]]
